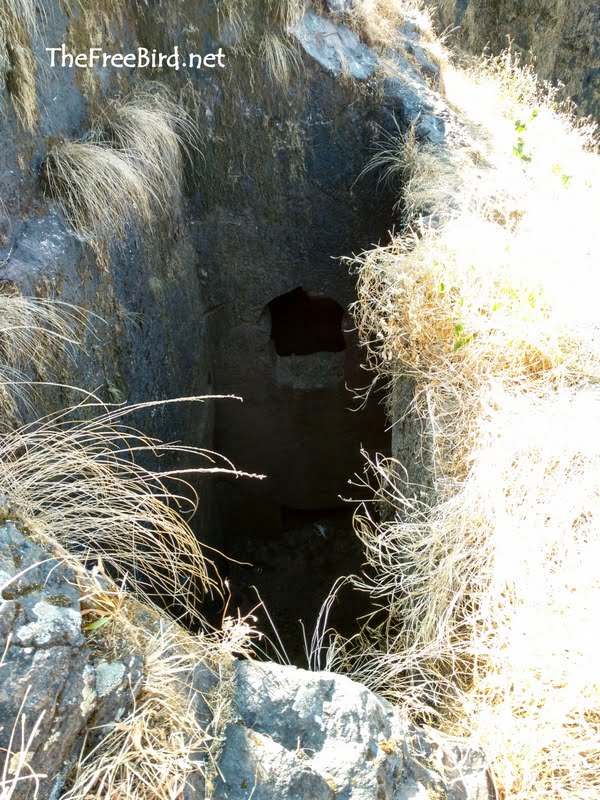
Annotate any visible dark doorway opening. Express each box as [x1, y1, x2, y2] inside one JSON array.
[[219, 505, 373, 665], [269, 287, 346, 356]]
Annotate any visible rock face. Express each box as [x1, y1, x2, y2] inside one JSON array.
[[3, 0, 455, 647], [215, 660, 492, 800], [0, 518, 96, 799], [187, 4, 447, 650], [0, 0, 218, 543], [0, 523, 492, 799], [433, 0, 600, 119], [0, 511, 148, 800], [0, 1, 449, 642]]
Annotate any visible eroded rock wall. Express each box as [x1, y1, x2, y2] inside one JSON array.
[[0, 0, 446, 643], [434, 0, 600, 119], [0, 0, 219, 542]]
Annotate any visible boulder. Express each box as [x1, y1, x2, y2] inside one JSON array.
[[214, 660, 492, 799]]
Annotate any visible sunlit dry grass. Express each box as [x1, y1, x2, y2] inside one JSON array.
[[0, 293, 86, 426], [63, 615, 238, 800], [41, 90, 194, 256], [0, 397, 262, 619], [0, 0, 39, 129], [216, 0, 304, 35], [342, 44, 600, 800]]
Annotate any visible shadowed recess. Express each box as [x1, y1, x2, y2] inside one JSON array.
[[269, 287, 346, 356]]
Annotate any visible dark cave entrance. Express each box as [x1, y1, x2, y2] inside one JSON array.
[[221, 504, 374, 665], [209, 286, 390, 666], [191, 65, 399, 665], [269, 287, 346, 356]]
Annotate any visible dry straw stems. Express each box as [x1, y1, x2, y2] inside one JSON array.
[[0, 393, 261, 795], [345, 388, 600, 800], [0, 295, 261, 797], [0, 0, 39, 129], [0, 293, 86, 426], [346, 0, 433, 48], [216, 0, 305, 35], [0, 397, 261, 620], [41, 90, 195, 253], [62, 613, 241, 800], [342, 45, 600, 800], [215, 0, 303, 86]]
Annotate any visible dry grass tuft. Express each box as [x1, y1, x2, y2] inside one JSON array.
[[259, 30, 302, 85], [343, 0, 440, 55], [0, 292, 86, 427], [217, 0, 304, 35], [351, 205, 600, 486], [0, 0, 38, 130], [342, 47, 600, 800], [0, 393, 261, 798], [352, 49, 600, 486], [63, 615, 241, 800], [41, 90, 194, 256], [362, 121, 482, 215], [95, 91, 195, 201], [215, 0, 303, 87], [0, 0, 37, 35], [4, 42, 37, 130], [61, 560, 261, 800], [42, 139, 157, 250], [343, 388, 600, 799], [0, 397, 262, 620]]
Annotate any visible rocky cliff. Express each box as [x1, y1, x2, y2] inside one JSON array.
[[0, 0, 449, 653]]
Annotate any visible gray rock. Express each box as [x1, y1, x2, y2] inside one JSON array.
[[289, 8, 379, 79], [0, 523, 147, 800], [215, 724, 335, 800], [415, 113, 446, 143], [0, 0, 450, 646], [382, 53, 447, 141], [0, 522, 95, 800], [214, 660, 492, 800], [92, 655, 144, 731]]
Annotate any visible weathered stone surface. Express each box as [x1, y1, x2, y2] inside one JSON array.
[[0, 0, 442, 656], [290, 7, 379, 78], [92, 654, 144, 730], [0, 521, 94, 799], [397, 21, 442, 84], [380, 49, 447, 142], [215, 724, 336, 800], [214, 660, 493, 800], [0, 520, 145, 799], [433, 0, 600, 119], [201, 10, 448, 650]]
